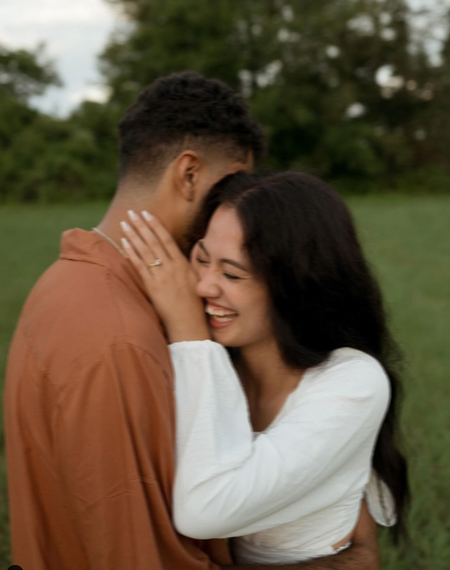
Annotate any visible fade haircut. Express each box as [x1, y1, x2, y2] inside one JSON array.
[[118, 71, 265, 183]]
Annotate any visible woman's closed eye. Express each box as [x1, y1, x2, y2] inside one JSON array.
[[196, 257, 243, 281], [195, 256, 209, 265], [223, 273, 242, 281]]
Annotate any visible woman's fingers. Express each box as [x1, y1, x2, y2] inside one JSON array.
[[120, 236, 154, 281], [140, 210, 184, 261], [120, 220, 159, 273], [126, 210, 170, 263]]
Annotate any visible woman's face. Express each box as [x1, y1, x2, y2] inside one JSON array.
[[191, 205, 273, 348]]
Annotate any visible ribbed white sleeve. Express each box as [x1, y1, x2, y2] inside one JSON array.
[[170, 341, 390, 540]]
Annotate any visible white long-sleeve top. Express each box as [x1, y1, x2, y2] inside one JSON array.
[[170, 341, 395, 564]]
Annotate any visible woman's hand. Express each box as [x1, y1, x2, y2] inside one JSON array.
[[120, 210, 210, 343]]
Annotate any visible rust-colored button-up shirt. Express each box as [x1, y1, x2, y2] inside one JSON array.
[[4, 228, 231, 570]]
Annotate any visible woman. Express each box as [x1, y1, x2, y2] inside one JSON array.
[[119, 171, 409, 564]]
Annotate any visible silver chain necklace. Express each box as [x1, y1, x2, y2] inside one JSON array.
[[92, 227, 129, 259]]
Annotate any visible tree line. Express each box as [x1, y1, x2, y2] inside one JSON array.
[[1, 0, 450, 203]]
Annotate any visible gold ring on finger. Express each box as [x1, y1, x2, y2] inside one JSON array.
[[147, 259, 163, 269]]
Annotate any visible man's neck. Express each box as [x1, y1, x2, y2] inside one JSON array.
[[95, 190, 174, 246]]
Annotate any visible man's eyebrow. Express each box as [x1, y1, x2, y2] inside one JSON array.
[[198, 241, 250, 273]]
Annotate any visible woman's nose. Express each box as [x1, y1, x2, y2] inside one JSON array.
[[195, 270, 221, 298]]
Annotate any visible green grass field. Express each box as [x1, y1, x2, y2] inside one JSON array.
[[1, 197, 449, 569]]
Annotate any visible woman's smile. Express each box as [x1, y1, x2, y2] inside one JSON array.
[[205, 302, 239, 329], [193, 206, 273, 348]]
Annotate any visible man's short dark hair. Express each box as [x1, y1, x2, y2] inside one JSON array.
[[118, 71, 265, 182]]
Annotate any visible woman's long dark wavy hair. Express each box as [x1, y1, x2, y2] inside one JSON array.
[[191, 170, 409, 541]]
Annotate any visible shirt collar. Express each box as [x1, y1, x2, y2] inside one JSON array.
[[59, 228, 149, 300]]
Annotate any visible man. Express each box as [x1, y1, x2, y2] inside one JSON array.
[[5, 71, 379, 569]]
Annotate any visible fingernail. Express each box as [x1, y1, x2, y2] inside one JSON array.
[[120, 221, 131, 232], [142, 210, 153, 221], [121, 237, 130, 248], [127, 209, 139, 221]]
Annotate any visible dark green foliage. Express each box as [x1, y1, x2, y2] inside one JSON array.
[[98, 0, 450, 190], [0, 43, 60, 102], [1, 0, 450, 201], [0, 43, 59, 158], [0, 104, 118, 202], [0, 44, 119, 202]]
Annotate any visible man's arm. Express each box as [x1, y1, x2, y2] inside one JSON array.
[[226, 501, 380, 570]]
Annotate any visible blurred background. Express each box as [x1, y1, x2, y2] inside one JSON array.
[[0, 0, 449, 568]]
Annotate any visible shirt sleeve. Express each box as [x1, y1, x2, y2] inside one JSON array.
[[170, 341, 390, 540], [365, 469, 397, 526], [54, 341, 220, 570]]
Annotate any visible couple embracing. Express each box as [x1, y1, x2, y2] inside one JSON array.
[[5, 71, 409, 570]]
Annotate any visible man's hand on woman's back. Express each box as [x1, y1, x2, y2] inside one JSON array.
[[227, 500, 380, 570]]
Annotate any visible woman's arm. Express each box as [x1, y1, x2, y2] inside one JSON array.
[[171, 341, 390, 539], [227, 502, 379, 570]]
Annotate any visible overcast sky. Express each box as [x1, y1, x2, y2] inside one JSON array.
[[0, 0, 447, 117], [0, 0, 117, 116]]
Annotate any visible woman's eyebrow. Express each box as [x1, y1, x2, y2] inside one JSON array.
[[199, 241, 249, 273], [198, 240, 210, 256], [222, 259, 249, 272]]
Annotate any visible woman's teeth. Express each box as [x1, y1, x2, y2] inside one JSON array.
[[205, 307, 238, 322], [211, 315, 235, 323]]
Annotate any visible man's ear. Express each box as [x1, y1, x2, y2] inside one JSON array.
[[173, 150, 202, 202]]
